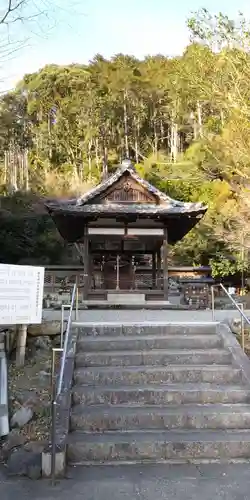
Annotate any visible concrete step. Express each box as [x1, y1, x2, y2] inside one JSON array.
[[67, 429, 250, 463], [75, 349, 231, 367], [70, 404, 250, 431], [74, 365, 242, 385], [77, 334, 223, 352], [72, 383, 250, 406], [78, 323, 217, 338]]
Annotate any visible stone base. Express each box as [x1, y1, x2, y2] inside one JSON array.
[[0, 353, 9, 437], [41, 449, 65, 478], [107, 293, 145, 304], [80, 300, 175, 309]]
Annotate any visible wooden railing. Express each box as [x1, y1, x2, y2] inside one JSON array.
[[43, 266, 212, 308]]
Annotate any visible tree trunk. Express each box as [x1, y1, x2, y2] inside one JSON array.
[[9, 148, 18, 191], [14, 151, 17, 190], [197, 101, 203, 137], [123, 91, 129, 158], [179, 134, 183, 154], [193, 121, 198, 140], [3, 151, 7, 184], [153, 117, 158, 154], [134, 117, 140, 164], [24, 149, 29, 191], [19, 153, 24, 188], [190, 111, 198, 140], [95, 137, 100, 173], [134, 136, 139, 164], [170, 121, 178, 163], [118, 132, 124, 162], [102, 135, 108, 179], [160, 119, 164, 145], [48, 114, 52, 160], [88, 139, 92, 180]]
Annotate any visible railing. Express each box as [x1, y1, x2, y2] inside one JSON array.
[[211, 283, 250, 352], [51, 283, 77, 485]]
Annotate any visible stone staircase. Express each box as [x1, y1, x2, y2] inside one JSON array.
[[67, 322, 250, 464]]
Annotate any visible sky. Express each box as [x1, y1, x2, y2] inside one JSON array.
[[1, 0, 250, 92]]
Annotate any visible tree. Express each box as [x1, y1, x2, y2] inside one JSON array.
[[1, 8, 250, 271], [0, 1, 84, 86], [187, 8, 250, 52]]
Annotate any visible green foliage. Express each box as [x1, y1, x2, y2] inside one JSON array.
[[0, 193, 65, 264], [0, 9, 250, 271], [209, 255, 239, 278]]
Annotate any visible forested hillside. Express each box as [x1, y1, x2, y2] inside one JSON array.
[[0, 9, 249, 275]]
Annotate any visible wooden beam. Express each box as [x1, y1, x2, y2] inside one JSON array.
[[83, 226, 89, 300], [162, 227, 168, 300], [152, 252, 156, 289], [88, 227, 124, 235], [90, 249, 160, 255], [127, 228, 164, 236], [156, 249, 161, 289]]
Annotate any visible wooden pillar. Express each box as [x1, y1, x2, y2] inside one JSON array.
[[156, 248, 161, 289], [83, 226, 89, 300], [163, 227, 168, 300], [16, 324, 27, 366], [116, 255, 120, 290], [152, 252, 156, 289]]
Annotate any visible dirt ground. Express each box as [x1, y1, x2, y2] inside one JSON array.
[[4, 334, 63, 456], [8, 349, 52, 444]]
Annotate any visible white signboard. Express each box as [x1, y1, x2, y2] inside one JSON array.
[[0, 264, 44, 325]]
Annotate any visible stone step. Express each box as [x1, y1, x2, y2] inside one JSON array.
[[74, 365, 242, 385], [67, 429, 250, 463], [72, 383, 250, 406], [78, 323, 217, 338], [77, 334, 223, 352], [75, 349, 231, 367], [70, 404, 250, 431]]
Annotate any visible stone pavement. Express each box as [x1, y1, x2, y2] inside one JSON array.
[[1, 463, 250, 499], [43, 307, 250, 323]]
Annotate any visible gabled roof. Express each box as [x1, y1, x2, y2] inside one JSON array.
[[50, 202, 206, 217], [75, 159, 206, 212], [45, 160, 208, 244]]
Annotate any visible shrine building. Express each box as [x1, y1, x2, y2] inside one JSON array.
[[46, 160, 207, 306]]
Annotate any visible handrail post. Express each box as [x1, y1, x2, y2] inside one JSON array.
[[51, 348, 63, 397], [51, 399, 57, 486], [60, 304, 72, 348], [211, 285, 215, 321], [218, 283, 250, 353], [220, 283, 250, 326], [239, 303, 245, 352], [50, 283, 77, 484], [51, 347, 62, 485], [60, 305, 64, 349], [75, 287, 79, 321]]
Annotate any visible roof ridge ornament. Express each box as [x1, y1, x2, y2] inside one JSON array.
[[121, 158, 135, 171]]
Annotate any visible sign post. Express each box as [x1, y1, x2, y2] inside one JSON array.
[[0, 264, 44, 365]]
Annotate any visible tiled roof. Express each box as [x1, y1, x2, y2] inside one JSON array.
[[47, 202, 206, 217], [75, 160, 206, 212]]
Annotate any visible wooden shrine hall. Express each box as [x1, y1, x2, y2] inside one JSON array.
[[46, 160, 207, 306]]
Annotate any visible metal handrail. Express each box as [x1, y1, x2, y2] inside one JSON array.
[[211, 283, 250, 351], [57, 283, 77, 396], [51, 282, 77, 484]]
